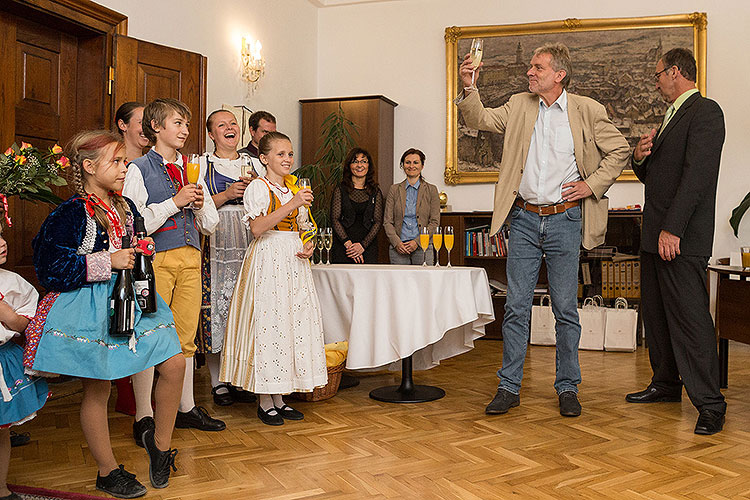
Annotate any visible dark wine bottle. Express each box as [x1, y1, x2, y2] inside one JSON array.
[[110, 236, 136, 337], [133, 216, 157, 313]]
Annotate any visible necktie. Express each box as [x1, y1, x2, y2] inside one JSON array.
[[659, 105, 675, 136]]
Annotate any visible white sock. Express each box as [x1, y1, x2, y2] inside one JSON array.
[[178, 359, 196, 413], [205, 352, 227, 394], [132, 367, 155, 421], [258, 394, 276, 413]]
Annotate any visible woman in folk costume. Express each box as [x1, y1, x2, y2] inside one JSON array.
[[221, 131, 327, 426], [24, 130, 185, 497], [0, 199, 49, 500], [197, 109, 256, 406]]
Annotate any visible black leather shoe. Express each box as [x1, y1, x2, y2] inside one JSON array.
[[485, 388, 520, 415], [175, 406, 226, 431], [625, 386, 681, 403], [9, 431, 30, 447], [694, 409, 725, 435], [142, 428, 178, 488], [558, 391, 582, 417], [228, 385, 256, 403], [95, 465, 147, 499], [212, 385, 234, 406], [133, 416, 154, 448], [257, 405, 284, 426], [275, 404, 304, 420]]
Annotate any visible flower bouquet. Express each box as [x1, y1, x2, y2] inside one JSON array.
[[0, 142, 69, 226]]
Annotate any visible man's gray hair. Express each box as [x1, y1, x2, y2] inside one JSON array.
[[534, 43, 572, 88]]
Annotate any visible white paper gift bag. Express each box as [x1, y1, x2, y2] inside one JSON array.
[[604, 298, 638, 352], [530, 294, 556, 346], [578, 296, 606, 350]]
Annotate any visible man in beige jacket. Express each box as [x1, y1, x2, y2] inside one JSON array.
[[456, 43, 629, 417]]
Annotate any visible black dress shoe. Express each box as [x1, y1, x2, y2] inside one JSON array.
[[694, 409, 725, 435], [212, 385, 234, 406], [175, 406, 226, 431], [257, 405, 284, 426], [228, 385, 256, 403], [275, 404, 304, 420], [625, 386, 681, 403], [133, 416, 154, 448], [485, 388, 520, 415], [9, 431, 30, 447], [558, 391, 582, 417], [95, 465, 147, 499]]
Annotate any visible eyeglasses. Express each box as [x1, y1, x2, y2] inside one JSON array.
[[351, 159, 369, 165], [653, 66, 673, 82]]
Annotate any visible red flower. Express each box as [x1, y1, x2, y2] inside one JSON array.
[[15, 155, 27, 165], [3, 147, 12, 156], [20, 142, 32, 151], [56, 156, 70, 169], [51, 144, 63, 154]]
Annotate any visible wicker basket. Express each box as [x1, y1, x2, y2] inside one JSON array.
[[290, 362, 345, 402]]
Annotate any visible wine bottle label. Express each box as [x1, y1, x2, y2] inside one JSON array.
[[134, 280, 150, 308]]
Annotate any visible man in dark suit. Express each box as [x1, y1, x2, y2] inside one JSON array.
[[626, 48, 726, 435]]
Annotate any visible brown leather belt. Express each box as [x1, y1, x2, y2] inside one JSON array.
[[515, 198, 580, 216]]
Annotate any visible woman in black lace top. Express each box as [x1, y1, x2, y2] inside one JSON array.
[[330, 148, 384, 263]]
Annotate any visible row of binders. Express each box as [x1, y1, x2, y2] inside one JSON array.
[[465, 225, 510, 257], [601, 260, 640, 299]]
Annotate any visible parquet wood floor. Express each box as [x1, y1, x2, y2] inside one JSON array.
[[9, 340, 750, 500]]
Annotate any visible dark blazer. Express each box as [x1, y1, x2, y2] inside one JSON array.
[[632, 92, 725, 257]]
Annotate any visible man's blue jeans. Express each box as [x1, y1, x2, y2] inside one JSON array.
[[498, 203, 582, 395]]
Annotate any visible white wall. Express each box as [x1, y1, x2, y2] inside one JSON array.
[[95, 0, 319, 163], [316, 0, 750, 259]]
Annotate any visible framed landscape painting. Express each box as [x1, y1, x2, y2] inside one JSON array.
[[444, 13, 707, 184]]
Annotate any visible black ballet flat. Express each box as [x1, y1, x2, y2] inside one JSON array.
[[257, 406, 284, 426], [274, 404, 304, 420]]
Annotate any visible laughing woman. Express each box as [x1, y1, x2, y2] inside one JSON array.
[[197, 109, 257, 406]]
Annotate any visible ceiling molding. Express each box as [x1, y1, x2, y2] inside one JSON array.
[[308, 0, 403, 7]]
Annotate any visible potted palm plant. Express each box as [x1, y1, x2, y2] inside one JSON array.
[[293, 104, 358, 227], [730, 192, 750, 237]]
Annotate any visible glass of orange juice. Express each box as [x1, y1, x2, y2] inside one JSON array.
[[444, 226, 455, 268], [741, 246, 750, 270], [419, 227, 430, 266], [432, 227, 443, 267], [185, 154, 201, 209]]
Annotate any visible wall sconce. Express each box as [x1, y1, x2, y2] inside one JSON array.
[[241, 37, 265, 92]]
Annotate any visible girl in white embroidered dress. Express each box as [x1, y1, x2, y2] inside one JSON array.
[[221, 132, 327, 426]]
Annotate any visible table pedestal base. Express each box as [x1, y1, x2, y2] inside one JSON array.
[[369, 356, 445, 403]]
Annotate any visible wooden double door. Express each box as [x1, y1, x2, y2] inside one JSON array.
[[0, 0, 206, 287]]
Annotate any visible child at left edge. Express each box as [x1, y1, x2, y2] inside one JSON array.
[[0, 200, 49, 500]]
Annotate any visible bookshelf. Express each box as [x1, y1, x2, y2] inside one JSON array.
[[439, 210, 643, 340]]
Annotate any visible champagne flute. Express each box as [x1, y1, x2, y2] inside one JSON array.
[[315, 230, 324, 265], [419, 226, 430, 267], [444, 226, 455, 268], [185, 154, 201, 209], [298, 178, 312, 230], [470, 38, 483, 86], [433, 227, 443, 267], [324, 227, 333, 265]]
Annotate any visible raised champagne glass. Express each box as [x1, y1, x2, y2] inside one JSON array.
[[444, 226, 455, 268], [185, 154, 201, 210], [419, 226, 430, 267], [433, 227, 443, 267], [470, 38, 483, 86], [298, 177, 312, 231], [324, 227, 333, 265]]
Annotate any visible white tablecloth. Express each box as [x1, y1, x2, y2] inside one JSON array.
[[311, 264, 494, 370]]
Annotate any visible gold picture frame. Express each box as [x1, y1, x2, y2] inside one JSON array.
[[444, 13, 707, 185]]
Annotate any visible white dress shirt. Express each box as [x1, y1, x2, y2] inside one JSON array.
[[122, 151, 218, 236], [518, 90, 581, 205]]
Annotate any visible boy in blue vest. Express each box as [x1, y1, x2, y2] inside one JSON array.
[[123, 98, 225, 445]]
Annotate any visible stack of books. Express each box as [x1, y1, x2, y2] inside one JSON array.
[[465, 224, 509, 257]]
